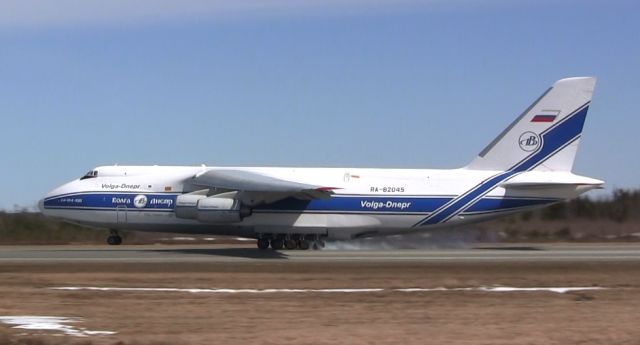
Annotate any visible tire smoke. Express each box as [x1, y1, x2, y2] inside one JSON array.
[[324, 227, 493, 250]]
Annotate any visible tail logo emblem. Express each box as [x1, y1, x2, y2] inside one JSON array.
[[518, 132, 540, 152]]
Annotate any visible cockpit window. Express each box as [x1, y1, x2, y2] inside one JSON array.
[[80, 170, 98, 180]]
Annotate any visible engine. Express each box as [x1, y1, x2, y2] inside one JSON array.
[[175, 194, 251, 224]]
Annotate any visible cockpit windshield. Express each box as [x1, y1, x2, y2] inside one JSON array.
[[80, 170, 98, 180]]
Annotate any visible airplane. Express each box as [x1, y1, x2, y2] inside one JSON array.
[[39, 77, 603, 250]]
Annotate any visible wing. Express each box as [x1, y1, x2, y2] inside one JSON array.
[[191, 169, 337, 206]]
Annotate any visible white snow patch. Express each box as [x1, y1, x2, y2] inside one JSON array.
[[396, 287, 605, 294], [480, 286, 604, 293], [0, 316, 116, 337], [51, 286, 605, 294], [395, 287, 449, 292], [53, 287, 383, 293]]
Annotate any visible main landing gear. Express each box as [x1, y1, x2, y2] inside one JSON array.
[[257, 238, 270, 250], [107, 229, 122, 245], [256, 234, 325, 251]]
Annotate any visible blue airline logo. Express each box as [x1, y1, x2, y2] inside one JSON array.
[[44, 193, 177, 210], [518, 132, 540, 152]]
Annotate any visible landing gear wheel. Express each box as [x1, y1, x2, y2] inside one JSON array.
[[107, 235, 122, 245], [257, 238, 270, 250], [297, 240, 310, 250], [270, 239, 284, 250], [107, 229, 122, 245], [284, 239, 297, 250]]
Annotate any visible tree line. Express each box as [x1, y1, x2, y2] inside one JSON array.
[[524, 188, 640, 222]]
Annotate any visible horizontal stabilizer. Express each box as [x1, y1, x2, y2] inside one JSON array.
[[500, 182, 604, 190], [500, 172, 603, 190]]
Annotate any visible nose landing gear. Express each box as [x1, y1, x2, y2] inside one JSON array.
[[107, 230, 122, 245]]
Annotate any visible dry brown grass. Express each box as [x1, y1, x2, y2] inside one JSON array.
[[1, 260, 640, 345]]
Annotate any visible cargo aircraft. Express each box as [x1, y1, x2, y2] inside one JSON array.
[[40, 77, 603, 250]]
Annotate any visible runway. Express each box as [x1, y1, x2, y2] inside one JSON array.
[[0, 243, 639, 263]]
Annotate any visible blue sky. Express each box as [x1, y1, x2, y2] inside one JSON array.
[[1, 0, 638, 210]]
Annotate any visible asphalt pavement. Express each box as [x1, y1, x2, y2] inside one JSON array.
[[0, 243, 638, 263]]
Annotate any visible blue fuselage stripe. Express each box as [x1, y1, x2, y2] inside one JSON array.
[[418, 171, 517, 225], [44, 192, 558, 214], [44, 193, 178, 210]]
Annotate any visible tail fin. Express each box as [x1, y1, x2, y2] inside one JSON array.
[[466, 77, 596, 172]]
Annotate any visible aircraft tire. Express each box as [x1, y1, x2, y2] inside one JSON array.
[[270, 239, 284, 250], [284, 239, 297, 250], [107, 235, 122, 245], [257, 238, 270, 250], [298, 240, 310, 250]]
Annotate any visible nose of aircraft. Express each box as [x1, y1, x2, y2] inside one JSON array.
[[40, 179, 82, 215]]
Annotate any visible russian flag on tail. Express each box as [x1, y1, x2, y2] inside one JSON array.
[[531, 115, 557, 122], [531, 110, 561, 123]]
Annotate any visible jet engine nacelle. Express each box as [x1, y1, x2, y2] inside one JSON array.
[[174, 194, 207, 219], [196, 197, 243, 223], [175, 194, 251, 224]]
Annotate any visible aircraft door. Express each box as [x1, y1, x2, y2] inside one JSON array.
[[116, 205, 128, 224]]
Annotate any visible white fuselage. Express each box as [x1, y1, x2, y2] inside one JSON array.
[[40, 165, 600, 240], [39, 77, 604, 244]]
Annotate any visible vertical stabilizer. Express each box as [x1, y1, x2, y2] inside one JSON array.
[[466, 77, 596, 172]]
